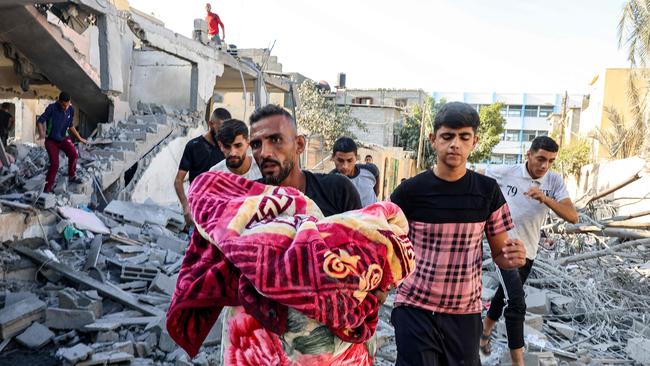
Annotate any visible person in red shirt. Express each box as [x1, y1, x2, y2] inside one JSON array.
[[205, 3, 225, 45]]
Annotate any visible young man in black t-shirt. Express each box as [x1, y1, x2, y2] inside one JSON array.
[[248, 104, 361, 217], [174, 108, 231, 228], [389, 102, 527, 366]]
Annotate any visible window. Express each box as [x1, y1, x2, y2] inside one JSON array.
[[507, 105, 522, 117], [395, 98, 408, 108], [352, 97, 373, 105], [504, 154, 519, 164], [524, 105, 539, 117], [523, 130, 537, 141], [539, 106, 554, 117], [504, 129, 520, 142], [537, 130, 548, 137], [490, 154, 504, 164]]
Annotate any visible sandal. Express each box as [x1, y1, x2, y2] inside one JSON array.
[[480, 332, 492, 355]]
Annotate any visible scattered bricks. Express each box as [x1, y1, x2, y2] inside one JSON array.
[[158, 330, 178, 353], [76, 351, 134, 366], [626, 338, 650, 365], [84, 235, 103, 271], [148, 273, 176, 296], [58, 288, 103, 318], [46, 308, 96, 330], [112, 340, 134, 355], [56, 343, 94, 364], [135, 342, 151, 357], [525, 288, 550, 315], [155, 235, 186, 254], [84, 322, 120, 332], [120, 263, 159, 282], [148, 249, 167, 267], [116, 281, 149, 293], [525, 313, 544, 332], [15, 322, 54, 349], [96, 331, 119, 343], [0, 297, 46, 339], [547, 321, 576, 340]]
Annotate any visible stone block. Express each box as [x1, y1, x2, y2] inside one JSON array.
[[0, 297, 46, 339], [112, 340, 134, 355], [15, 322, 54, 349], [149, 273, 176, 296], [96, 330, 119, 343], [525, 313, 544, 331], [4, 291, 38, 306], [46, 308, 96, 330], [57, 343, 94, 364], [525, 289, 550, 315], [547, 321, 575, 339], [156, 235, 186, 254], [58, 288, 103, 318], [626, 337, 650, 365]]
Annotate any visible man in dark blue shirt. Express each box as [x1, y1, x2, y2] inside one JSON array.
[[37, 92, 87, 193]]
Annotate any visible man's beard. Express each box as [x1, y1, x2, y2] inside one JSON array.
[[261, 157, 294, 186], [226, 156, 244, 169]]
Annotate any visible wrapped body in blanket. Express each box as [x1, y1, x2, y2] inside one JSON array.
[[167, 171, 416, 365]]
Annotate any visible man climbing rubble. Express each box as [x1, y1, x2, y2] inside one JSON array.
[[37, 92, 87, 193], [390, 102, 527, 366], [480, 136, 578, 366], [174, 107, 231, 228], [205, 3, 225, 46]]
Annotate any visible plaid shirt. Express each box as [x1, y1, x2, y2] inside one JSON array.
[[396, 204, 512, 314]]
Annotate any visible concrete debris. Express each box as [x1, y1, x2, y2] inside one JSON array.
[[625, 338, 650, 365], [46, 308, 96, 330], [15, 322, 54, 349], [0, 297, 46, 339], [57, 343, 94, 364]]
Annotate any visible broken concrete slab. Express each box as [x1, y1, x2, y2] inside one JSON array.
[[15, 322, 55, 349], [58, 288, 103, 318], [525, 288, 550, 315], [4, 291, 38, 306], [46, 308, 96, 330], [76, 350, 134, 366], [548, 321, 575, 340], [626, 337, 650, 365], [148, 272, 176, 296], [57, 343, 94, 364], [0, 297, 46, 339], [84, 234, 104, 270], [155, 235, 186, 254], [157, 330, 178, 353], [113, 340, 134, 355], [524, 351, 558, 366], [58, 206, 111, 234], [95, 330, 119, 343]]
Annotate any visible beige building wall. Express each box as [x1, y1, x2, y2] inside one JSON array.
[[217, 91, 285, 123]]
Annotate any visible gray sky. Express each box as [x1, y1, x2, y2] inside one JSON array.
[[129, 0, 629, 94]]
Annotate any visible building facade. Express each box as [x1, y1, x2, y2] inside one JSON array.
[[433, 92, 582, 164]]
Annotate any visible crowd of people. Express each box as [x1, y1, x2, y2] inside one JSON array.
[[171, 101, 578, 366]]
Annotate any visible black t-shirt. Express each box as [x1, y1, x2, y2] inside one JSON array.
[[329, 163, 380, 179], [179, 135, 225, 183], [304, 171, 362, 216], [390, 169, 506, 224], [0, 111, 12, 135]]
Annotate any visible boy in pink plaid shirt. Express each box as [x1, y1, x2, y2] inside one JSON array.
[[390, 102, 527, 366]]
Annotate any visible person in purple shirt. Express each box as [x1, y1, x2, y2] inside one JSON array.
[[37, 92, 87, 193]]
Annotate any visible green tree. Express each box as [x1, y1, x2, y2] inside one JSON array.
[[296, 81, 366, 151], [468, 102, 506, 163], [396, 97, 444, 169], [555, 139, 591, 178]]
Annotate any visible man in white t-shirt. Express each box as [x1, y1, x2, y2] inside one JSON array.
[[209, 119, 261, 180], [480, 136, 578, 366]]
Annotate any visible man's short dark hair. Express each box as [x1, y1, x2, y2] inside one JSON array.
[[1, 102, 10, 110], [58, 92, 71, 102], [217, 119, 248, 146], [530, 136, 559, 153], [211, 108, 231, 122], [365, 154, 372, 159], [249, 104, 295, 127], [332, 137, 357, 156], [433, 102, 480, 133]]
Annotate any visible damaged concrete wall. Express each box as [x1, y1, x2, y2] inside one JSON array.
[[129, 125, 205, 205], [129, 50, 193, 111]]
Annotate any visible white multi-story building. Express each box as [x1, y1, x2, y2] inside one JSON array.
[[432, 92, 583, 164]]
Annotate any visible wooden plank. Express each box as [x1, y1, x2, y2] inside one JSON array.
[[12, 246, 164, 317]]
